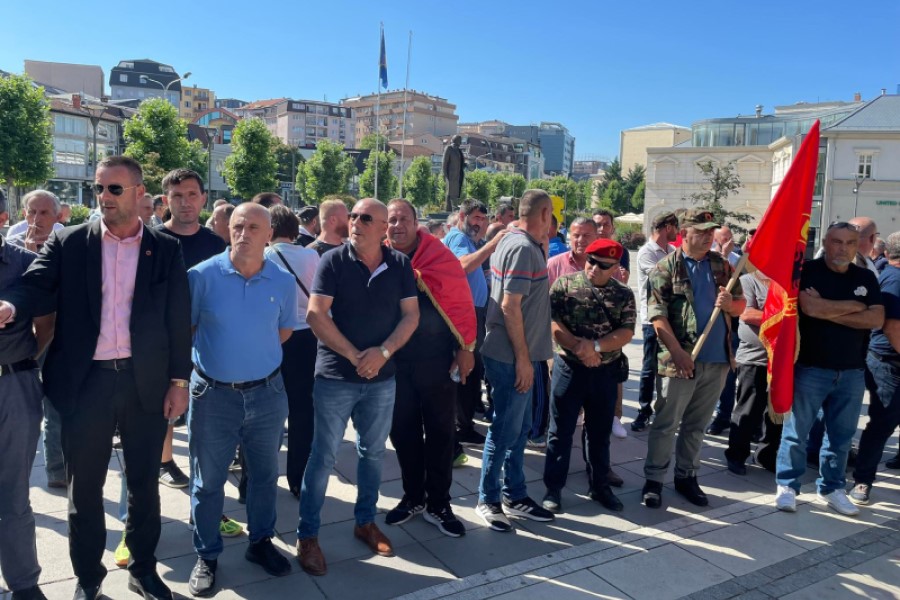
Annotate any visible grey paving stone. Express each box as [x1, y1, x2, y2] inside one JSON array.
[[682, 579, 746, 600]]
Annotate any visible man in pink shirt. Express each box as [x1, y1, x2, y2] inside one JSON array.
[[0, 156, 192, 600]]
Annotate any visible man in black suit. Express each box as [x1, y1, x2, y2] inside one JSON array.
[[0, 156, 192, 600]]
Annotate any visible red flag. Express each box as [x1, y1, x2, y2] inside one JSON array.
[[744, 120, 820, 418]]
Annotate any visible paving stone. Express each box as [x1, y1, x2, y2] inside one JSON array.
[[682, 579, 746, 600], [678, 523, 807, 576]]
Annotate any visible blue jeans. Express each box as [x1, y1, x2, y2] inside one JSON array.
[[188, 371, 288, 559], [297, 377, 395, 539], [776, 365, 865, 494], [479, 356, 535, 504]]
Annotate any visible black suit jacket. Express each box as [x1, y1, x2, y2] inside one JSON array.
[[3, 220, 192, 416]]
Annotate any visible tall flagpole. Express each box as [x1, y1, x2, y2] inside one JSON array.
[[398, 30, 412, 198], [374, 22, 386, 200]]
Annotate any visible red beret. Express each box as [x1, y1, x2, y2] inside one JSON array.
[[585, 238, 623, 261]]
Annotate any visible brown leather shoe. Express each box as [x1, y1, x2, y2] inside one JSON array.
[[353, 522, 393, 557], [296, 537, 327, 576]]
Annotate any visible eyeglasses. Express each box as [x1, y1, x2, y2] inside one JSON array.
[[349, 212, 383, 225], [827, 221, 860, 232], [586, 255, 618, 270], [92, 183, 138, 196]]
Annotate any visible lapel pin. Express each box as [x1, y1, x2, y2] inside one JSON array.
[[146, 250, 152, 256]]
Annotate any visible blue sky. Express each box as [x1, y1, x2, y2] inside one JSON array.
[[3, 1, 898, 158]]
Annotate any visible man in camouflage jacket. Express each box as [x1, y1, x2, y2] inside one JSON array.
[[642, 209, 745, 510], [541, 239, 636, 515]]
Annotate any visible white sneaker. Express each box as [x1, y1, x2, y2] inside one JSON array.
[[611, 417, 627, 440], [818, 489, 860, 516], [775, 485, 797, 512]]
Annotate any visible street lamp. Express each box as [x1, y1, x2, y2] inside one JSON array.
[[85, 104, 106, 207], [140, 71, 191, 105], [852, 173, 866, 217], [206, 126, 217, 205]]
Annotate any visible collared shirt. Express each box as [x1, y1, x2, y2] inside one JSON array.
[[637, 238, 674, 325], [870, 264, 900, 360], [550, 272, 636, 365], [547, 251, 583, 287], [93, 219, 143, 360], [443, 227, 488, 308], [265, 243, 319, 330], [6, 220, 63, 238], [311, 242, 417, 382], [0, 236, 38, 364], [684, 255, 728, 364], [189, 250, 298, 382]]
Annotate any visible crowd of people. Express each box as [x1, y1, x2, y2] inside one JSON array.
[[0, 155, 898, 600]]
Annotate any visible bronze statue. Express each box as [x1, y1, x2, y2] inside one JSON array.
[[442, 134, 466, 211]]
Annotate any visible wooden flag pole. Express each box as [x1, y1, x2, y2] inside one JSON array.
[[690, 253, 749, 361]]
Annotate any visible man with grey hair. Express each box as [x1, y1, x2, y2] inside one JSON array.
[[850, 231, 900, 505], [872, 237, 888, 273], [58, 202, 72, 225], [7, 191, 64, 252]]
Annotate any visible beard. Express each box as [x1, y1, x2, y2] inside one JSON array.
[[462, 221, 481, 240]]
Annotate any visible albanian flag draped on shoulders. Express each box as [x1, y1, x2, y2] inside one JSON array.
[[744, 120, 820, 420]]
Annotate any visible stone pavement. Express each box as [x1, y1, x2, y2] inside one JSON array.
[[4, 259, 900, 599]]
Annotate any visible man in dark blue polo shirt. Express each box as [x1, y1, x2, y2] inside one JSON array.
[[297, 198, 419, 576], [186, 203, 298, 596]]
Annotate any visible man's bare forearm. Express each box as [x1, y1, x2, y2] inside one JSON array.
[[652, 317, 683, 354], [308, 310, 358, 362], [600, 327, 634, 352], [502, 302, 530, 363], [383, 311, 419, 355], [801, 295, 867, 319], [459, 242, 497, 273], [830, 306, 885, 330], [741, 307, 764, 326]]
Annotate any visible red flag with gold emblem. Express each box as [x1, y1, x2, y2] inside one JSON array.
[[744, 120, 820, 418]]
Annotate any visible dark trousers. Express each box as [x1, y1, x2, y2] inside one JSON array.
[[853, 354, 900, 485], [282, 328, 317, 493], [544, 357, 617, 493], [638, 324, 660, 417], [456, 306, 485, 436], [62, 365, 167, 586], [712, 324, 741, 424], [529, 360, 550, 439], [390, 358, 456, 509], [725, 364, 769, 464]]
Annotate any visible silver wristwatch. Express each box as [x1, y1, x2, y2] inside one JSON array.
[[380, 345, 391, 359], [593, 340, 602, 354]]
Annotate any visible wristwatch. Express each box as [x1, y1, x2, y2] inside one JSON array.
[[380, 345, 391, 359], [593, 340, 602, 354], [170, 379, 189, 389]]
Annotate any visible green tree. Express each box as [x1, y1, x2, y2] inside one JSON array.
[[222, 118, 278, 199], [510, 174, 527, 198], [124, 97, 207, 191], [274, 142, 304, 185], [631, 179, 646, 212], [623, 165, 645, 198], [465, 169, 492, 202], [359, 132, 389, 151], [687, 160, 752, 233], [601, 180, 630, 214], [0, 74, 53, 210], [359, 150, 397, 201], [489, 173, 513, 205], [402, 156, 435, 207], [526, 178, 551, 192], [596, 157, 623, 197], [297, 139, 356, 203]]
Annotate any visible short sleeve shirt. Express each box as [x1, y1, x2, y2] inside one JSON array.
[[869, 264, 900, 360], [482, 228, 553, 363], [550, 272, 636, 365], [443, 227, 488, 308], [797, 259, 882, 370], [311, 243, 417, 382], [154, 225, 226, 269], [637, 239, 673, 324], [735, 273, 768, 366]]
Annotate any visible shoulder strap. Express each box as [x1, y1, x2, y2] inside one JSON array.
[[273, 247, 310, 298]]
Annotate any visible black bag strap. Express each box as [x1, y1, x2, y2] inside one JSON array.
[[273, 247, 310, 298]]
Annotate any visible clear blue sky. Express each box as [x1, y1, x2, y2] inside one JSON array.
[[3, 1, 898, 158]]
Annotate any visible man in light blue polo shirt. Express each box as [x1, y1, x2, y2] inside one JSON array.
[[186, 203, 298, 596], [443, 199, 506, 447]]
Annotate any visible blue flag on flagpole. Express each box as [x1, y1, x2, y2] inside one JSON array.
[[379, 28, 388, 89]]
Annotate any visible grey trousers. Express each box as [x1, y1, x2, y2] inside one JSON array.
[[0, 369, 43, 591], [644, 362, 728, 482]]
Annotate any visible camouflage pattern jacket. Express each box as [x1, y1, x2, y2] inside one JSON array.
[[550, 272, 636, 365], [647, 248, 742, 377]]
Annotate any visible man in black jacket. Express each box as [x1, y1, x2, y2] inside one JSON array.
[[0, 156, 192, 600]]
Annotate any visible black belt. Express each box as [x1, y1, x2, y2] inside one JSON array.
[[94, 358, 133, 371], [194, 367, 280, 390], [869, 351, 900, 370], [0, 358, 39, 376]]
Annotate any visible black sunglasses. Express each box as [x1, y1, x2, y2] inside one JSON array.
[[92, 183, 138, 196], [587, 255, 618, 270], [349, 212, 382, 224]]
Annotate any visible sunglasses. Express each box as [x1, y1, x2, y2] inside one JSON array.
[[587, 255, 618, 270], [828, 221, 860, 232], [349, 212, 383, 224], [92, 183, 138, 196]]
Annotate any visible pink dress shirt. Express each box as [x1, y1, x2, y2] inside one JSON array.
[[547, 251, 582, 287], [93, 220, 143, 360]]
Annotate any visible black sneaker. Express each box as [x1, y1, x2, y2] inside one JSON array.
[[674, 476, 709, 507], [589, 486, 624, 512], [458, 429, 486, 446], [541, 491, 562, 514], [385, 498, 425, 526], [642, 480, 663, 508], [726, 456, 747, 476], [887, 454, 900, 469], [159, 461, 189, 489], [475, 501, 512, 532], [245, 538, 291, 577], [189, 557, 216, 597], [631, 412, 650, 432], [705, 418, 730, 436], [502, 496, 555, 522], [423, 505, 466, 537], [849, 482, 872, 505]]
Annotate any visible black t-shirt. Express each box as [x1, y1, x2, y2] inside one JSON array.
[[311, 243, 418, 382], [395, 246, 457, 365], [797, 259, 882, 370], [154, 225, 227, 269], [307, 240, 342, 257]]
